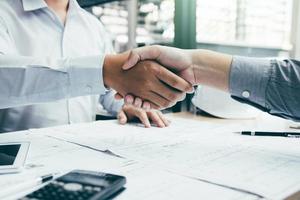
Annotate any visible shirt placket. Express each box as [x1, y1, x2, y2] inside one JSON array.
[[42, 8, 72, 124], [62, 15, 73, 124]]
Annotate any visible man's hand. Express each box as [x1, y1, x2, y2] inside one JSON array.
[[114, 46, 195, 108], [118, 104, 169, 128], [103, 52, 192, 109], [122, 45, 197, 85], [116, 45, 232, 108]]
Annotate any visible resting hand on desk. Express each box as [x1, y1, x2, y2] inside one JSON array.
[[118, 104, 170, 128]]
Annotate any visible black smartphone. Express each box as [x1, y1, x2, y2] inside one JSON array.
[[20, 170, 126, 200]]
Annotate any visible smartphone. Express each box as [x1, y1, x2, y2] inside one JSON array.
[[20, 170, 126, 200]]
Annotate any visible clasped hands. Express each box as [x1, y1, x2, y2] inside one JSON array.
[[103, 45, 196, 128]]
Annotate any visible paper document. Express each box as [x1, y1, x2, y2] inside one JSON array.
[[38, 117, 300, 199]]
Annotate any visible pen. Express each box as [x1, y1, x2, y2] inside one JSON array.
[[239, 131, 300, 138], [1, 173, 58, 199]]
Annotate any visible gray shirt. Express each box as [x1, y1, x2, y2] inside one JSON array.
[[230, 56, 300, 121]]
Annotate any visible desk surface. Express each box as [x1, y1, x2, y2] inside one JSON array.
[[0, 112, 299, 200]]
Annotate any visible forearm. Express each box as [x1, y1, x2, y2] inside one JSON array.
[[230, 57, 300, 121], [190, 49, 232, 91], [190, 49, 300, 120], [0, 54, 107, 108]]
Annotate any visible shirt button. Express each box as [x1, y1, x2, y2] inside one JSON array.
[[242, 90, 250, 98], [86, 85, 92, 92]]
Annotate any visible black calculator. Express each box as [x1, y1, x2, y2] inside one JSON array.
[[20, 170, 126, 200]]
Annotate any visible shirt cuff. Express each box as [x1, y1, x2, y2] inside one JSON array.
[[229, 56, 272, 108], [67, 55, 108, 97]]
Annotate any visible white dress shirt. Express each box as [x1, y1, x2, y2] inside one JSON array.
[[0, 0, 123, 132]]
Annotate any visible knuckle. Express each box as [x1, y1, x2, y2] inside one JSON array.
[[149, 63, 160, 74], [152, 45, 162, 53], [185, 84, 192, 91]]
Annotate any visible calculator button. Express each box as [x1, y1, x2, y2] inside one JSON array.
[[63, 183, 83, 191], [93, 187, 102, 191], [84, 186, 93, 190], [56, 181, 65, 186]]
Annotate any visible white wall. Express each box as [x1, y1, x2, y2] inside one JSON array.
[[291, 0, 300, 59]]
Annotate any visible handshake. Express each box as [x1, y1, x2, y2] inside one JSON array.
[[103, 45, 232, 110]]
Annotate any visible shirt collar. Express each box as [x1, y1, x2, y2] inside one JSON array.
[[68, 0, 82, 14], [22, 0, 48, 12], [22, 0, 81, 13]]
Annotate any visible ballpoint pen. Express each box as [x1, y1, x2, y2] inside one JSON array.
[[238, 131, 300, 138], [1, 173, 59, 199]]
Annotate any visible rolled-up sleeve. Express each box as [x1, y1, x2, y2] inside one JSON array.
[[229, 56, 300, 121]]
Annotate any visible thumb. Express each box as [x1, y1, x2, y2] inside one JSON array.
[[122, 50, 141, 70], [122, 45, 162, 70]]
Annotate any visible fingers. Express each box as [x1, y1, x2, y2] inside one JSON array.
[[156, 66, 193, 93], [147, 110, 170, 128], [147, 111, 165, 128], [121, 104, 170, 128], [125, 95, 134, 104], [124, 95, 147, 109], [153, 82, 186, 103], [124, 91, 184, 110], [142, 101, 151, 110], [133, 109, 151, 128], [121, 105, 151, 128], [122, 46, 161, 70], [117, 110, 127, 125], [125, 91, 171, 110], [157, 111, 170, 127], [114, 93, 123, 100], [133, 97, 143, 108], [124, 95, 159, 110], [147, 91, 176, 110]]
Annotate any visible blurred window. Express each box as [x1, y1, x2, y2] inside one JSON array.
[[91, 0, 174, 51], [197, 0, 293, 48]]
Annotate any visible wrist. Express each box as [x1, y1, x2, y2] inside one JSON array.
[[103, 52, 131, 90], [190, 50, 203, 85], [103, 54, 114, 88], [191, 49, 233, 91]]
